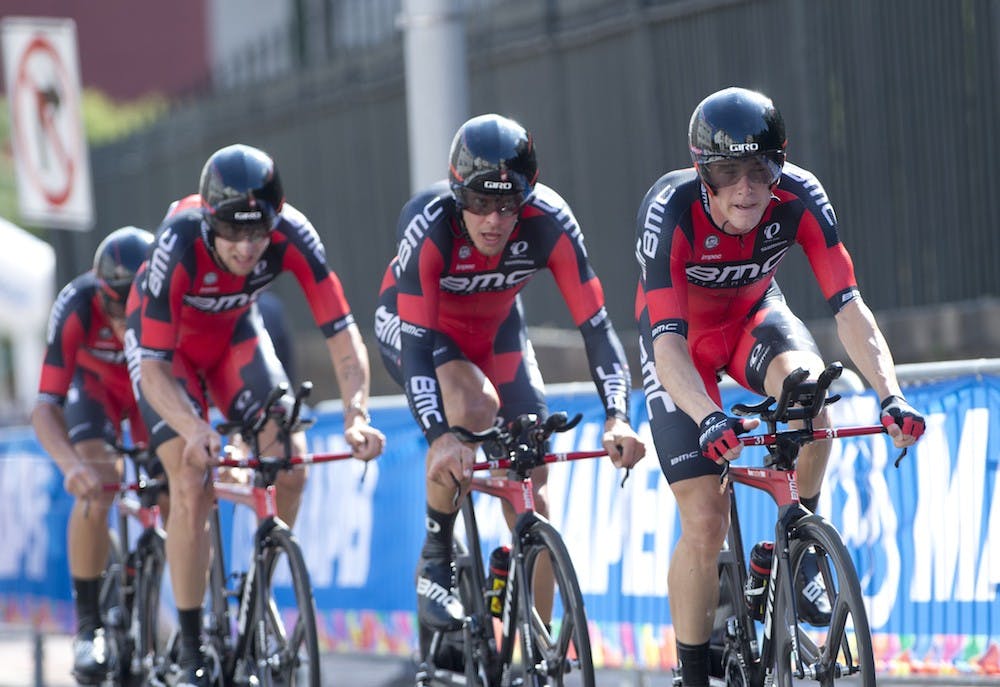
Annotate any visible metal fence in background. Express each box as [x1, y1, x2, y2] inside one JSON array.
[[65, 0, 999, 380]]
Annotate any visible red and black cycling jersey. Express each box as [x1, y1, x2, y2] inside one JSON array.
[[394, 180, 631, 442], [136, 199, 353, 362], [635, 162, 860, 342], [37, 272, 129, 406]]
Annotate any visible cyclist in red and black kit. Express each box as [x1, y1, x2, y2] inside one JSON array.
[[635, 87, 925, 687], [374, 114, 646, 632], [31, 226, 154, 685], [126, 144, 385, 686]]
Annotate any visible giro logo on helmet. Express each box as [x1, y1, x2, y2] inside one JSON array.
[[233, 210, 263, 221], [729, 143, 760, 152], [484, 180, 514, 190]]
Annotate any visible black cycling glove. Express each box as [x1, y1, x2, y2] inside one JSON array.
[[698, 411, 744, 462], [880, 395, 926, 440]]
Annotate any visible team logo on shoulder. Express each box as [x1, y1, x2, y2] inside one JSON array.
[[704, 235, 720, 250]]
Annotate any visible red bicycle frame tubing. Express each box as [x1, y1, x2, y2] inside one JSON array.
[[738, 425, 885, 447], [731, 425, 885, 507], [212, 481, 277, 520], [470, 449, 605, 473], [215, 450, 353, 469], [468, 450, 607, 515], [103, 481, 163, 530]]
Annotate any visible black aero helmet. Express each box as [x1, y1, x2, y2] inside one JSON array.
[[93, 226, 154, 302], [449, 114, 538, 202], [199, 144, 284, 230], [688, 87, 786, 191]]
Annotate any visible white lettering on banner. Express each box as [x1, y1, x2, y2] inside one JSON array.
[[911, 408, 996, 602], [546, 424, 621, 594], [822, 396, 899, 628], [621, 422, 674, 596], [0, 454, 55, 579], [294, 433, 378, 588]]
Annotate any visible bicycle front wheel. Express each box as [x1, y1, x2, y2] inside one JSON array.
[[245, 525, 320, 687], [519, 519, 595, 687], [772, 516, 876, 686]]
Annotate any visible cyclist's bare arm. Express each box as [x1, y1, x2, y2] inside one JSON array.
[[653, 333, 759, 464], [652, 333, 723, 424], [834, 299, 903, 400], [31, 400, 101, 498], [834, 299, 923, 447], [325, 323, 385, 460], [140, 358, 219, 469]]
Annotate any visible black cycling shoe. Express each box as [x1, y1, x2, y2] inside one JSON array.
[[416, 555, 464, 631], [71, 627, 114, 685], [796, 549, 832, 626]]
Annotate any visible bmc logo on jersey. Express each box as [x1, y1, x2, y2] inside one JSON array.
[[440, 269, 535, 294], [686, 246, 790, 288], [729, 143, 759, 152], [184, 292, 254, 313]]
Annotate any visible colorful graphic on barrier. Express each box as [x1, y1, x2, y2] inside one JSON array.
[[2, 375, 999, 675]]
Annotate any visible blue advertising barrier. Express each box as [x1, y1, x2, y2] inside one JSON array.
[[2, 375, 999, 674]]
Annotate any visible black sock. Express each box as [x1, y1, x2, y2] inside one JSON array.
[[801, 494, 820, 513], [420, 505, 457, 559], [72, 577, 101, 635], [177, 607, 203, 669], [677, 640, 710, 687]]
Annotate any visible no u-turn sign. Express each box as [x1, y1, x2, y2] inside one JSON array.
[[1, 17, 94, 231]]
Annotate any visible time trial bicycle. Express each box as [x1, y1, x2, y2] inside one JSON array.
[[417, 412, 608, 687], [199, 380, 359, 687], [99, 443, 170, 687], [704, 362, 893, 687]]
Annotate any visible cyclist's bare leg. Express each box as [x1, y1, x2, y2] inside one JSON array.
[[431, 359, 499, 513], [668, 475, 730, 643], [763, 350, 831, 500], [252, 419, 309, 527], [501, 466, 554, 623], [158, 435, 213, 609], [67, 439, 121, 577]]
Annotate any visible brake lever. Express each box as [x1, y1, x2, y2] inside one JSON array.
[[894, 447, 908, 468], [620, 468, 630, 488]]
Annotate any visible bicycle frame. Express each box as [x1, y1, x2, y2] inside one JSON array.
[[719, 422, 886, 684], [206, 450, 353, 679], [452, 449, 606, 682]]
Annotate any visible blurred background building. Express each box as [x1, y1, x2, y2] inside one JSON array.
[[1, 0, 998, 407]]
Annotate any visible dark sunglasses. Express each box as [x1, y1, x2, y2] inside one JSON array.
[[702, 154, 783, 189], [211, 218, 273, 243], [458, 189, 525, 217]]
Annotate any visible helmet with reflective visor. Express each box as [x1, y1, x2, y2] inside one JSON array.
[[199, 144, 284, 241], [93, 226, 154, 318], [449, 114, 538, 212], [688, 87, 786, 192]]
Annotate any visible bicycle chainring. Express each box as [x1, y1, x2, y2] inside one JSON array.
[[723, 648, 753, 687]]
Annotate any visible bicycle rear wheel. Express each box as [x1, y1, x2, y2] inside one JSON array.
[[772, 516, 876, 686], [133, 528, 168, 685], [100, 528, 129, 686], [519, 520, 594, 687], [244, 525, 320, 687]]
